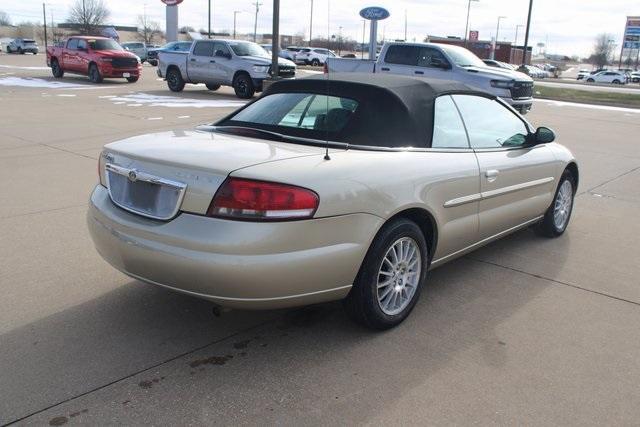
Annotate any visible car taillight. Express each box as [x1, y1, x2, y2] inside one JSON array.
[[207, 178, 319, 221]]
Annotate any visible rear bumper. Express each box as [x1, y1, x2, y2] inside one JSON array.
[[87, 185, 381, 309]]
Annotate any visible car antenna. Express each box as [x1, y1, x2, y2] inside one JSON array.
[[323, 0, 331, 161]]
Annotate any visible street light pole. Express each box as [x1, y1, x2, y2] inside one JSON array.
[[464, 0, 479, 48], [511, 24, 524, 63], [233, 11, 240, 39], [404, 9, 407, 41], [522, 0, 533, 65], [491, 15, 506, 59], [309, 0, 313, 46]]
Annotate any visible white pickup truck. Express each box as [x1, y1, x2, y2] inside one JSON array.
[[158, 39, 296, 99], [326, 42, 534, 114]]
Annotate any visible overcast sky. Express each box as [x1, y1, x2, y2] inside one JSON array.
[[2, 0, 637, 57]]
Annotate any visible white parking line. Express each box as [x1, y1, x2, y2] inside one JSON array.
[[0, 76, 110, 89], [0, 64, 50, 70]]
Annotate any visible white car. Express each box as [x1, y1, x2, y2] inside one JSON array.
[[584, 71, 627, 84], [576, 69, 590, 80], [630, 71, 640, 83], [295, 47, 337, 66]]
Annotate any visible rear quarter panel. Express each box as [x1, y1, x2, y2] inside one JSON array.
[[232, 149, 481, 260]]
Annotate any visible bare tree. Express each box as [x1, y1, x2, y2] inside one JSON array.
[[0, 10, 11, 26], [591, 33, 615, 68], [67, 0, 110, 35], [136, 14, 162, 44]]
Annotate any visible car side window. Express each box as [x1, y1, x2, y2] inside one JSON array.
[[67, 39, 79, 49], [77, 39, 87, 50], [452, 95, 529, 149], [384, 45, 419, 66], [432, 95, 469, 149], [193, 41, 214, 57], [416, 47, 449, 68], [213, 42, 231, 56]]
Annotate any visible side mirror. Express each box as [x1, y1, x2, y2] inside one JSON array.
[[430, 57, 451, 70], [534, 126, 555, 144]]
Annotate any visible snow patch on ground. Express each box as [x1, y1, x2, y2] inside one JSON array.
[[0, 76, 108, 89], [0, 64, 50, 70], [534, 99, 640, 114], [105, 92, 246, 108]]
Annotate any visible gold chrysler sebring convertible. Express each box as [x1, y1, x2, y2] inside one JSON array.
[[88, 74, 578, 329]]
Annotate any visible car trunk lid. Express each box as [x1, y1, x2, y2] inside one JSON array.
[[102, 129, 325, 217]]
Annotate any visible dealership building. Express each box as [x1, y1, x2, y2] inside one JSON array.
[[426, 35, 532, 64]]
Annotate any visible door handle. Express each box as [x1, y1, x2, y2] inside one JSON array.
[[210, 60, 216, 63], [380, 67, 390, 71], [414, 70, 424, 75], [190, 58, 196, 62], [485, 170, 499, 182]]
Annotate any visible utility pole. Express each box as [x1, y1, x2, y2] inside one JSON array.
[[233, 11, 241, 39], [522, 0, 533, 65], [464, 0, 479, 48], [42, 3, 48, 48], [82, 0, 86, 34], [309, 0, 313, 46], [208, 0, 212, 39], [338, 25, 343, 56], [252, 1, 262, 42], [271, 0, 280, 79]]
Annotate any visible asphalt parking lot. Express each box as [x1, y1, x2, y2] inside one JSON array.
[[1, 53, 640, 426]]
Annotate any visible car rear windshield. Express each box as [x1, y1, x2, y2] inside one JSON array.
[[218, 92, 359, 142], [228, 41, 269, 57], [89, 39, 123, 51], [23, 39, 36, 44]]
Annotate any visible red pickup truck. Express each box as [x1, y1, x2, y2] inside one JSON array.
[[46, 36, 142, 83]]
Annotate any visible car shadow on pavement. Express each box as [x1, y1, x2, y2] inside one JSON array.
[[0, 227, 568, 424]]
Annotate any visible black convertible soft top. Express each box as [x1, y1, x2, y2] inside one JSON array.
[[219, 73, 492, 148]]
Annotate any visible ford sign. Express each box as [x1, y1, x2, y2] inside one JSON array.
[[359, 6, 390, 21], [161, 0, 184, 5]]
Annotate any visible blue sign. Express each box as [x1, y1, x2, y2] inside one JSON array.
[[359, 7, 390, 21]]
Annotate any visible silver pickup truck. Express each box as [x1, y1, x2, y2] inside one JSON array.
[[158, 39, 296, 99], [327, 42, 534, 114]]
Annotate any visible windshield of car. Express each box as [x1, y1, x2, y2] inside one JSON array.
[[89, 39, 123, 51], [439, 44, 486, 67], [23, 39, 36, 44], [228, 41, 269, 57], [218, 92, 359, 142]]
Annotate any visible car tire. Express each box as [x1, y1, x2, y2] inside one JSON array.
[[311, 58, 320, 67], [206, 83, 221, 91], [586, 78, 595, 83], [166, 67, 185, 92], [233, 73, 255, 99], [51, 59, 64, 78], [18, 47, 24, 54], [88, 63, 103, 83], [612, 79, 621, 84], [535, 169, 576, 238], [126, 76, 139, 83], [343, 218, 428, 330]]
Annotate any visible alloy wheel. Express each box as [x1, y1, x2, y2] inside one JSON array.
[[376, 237, 421, 316], [553, 180, 573, 230]]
